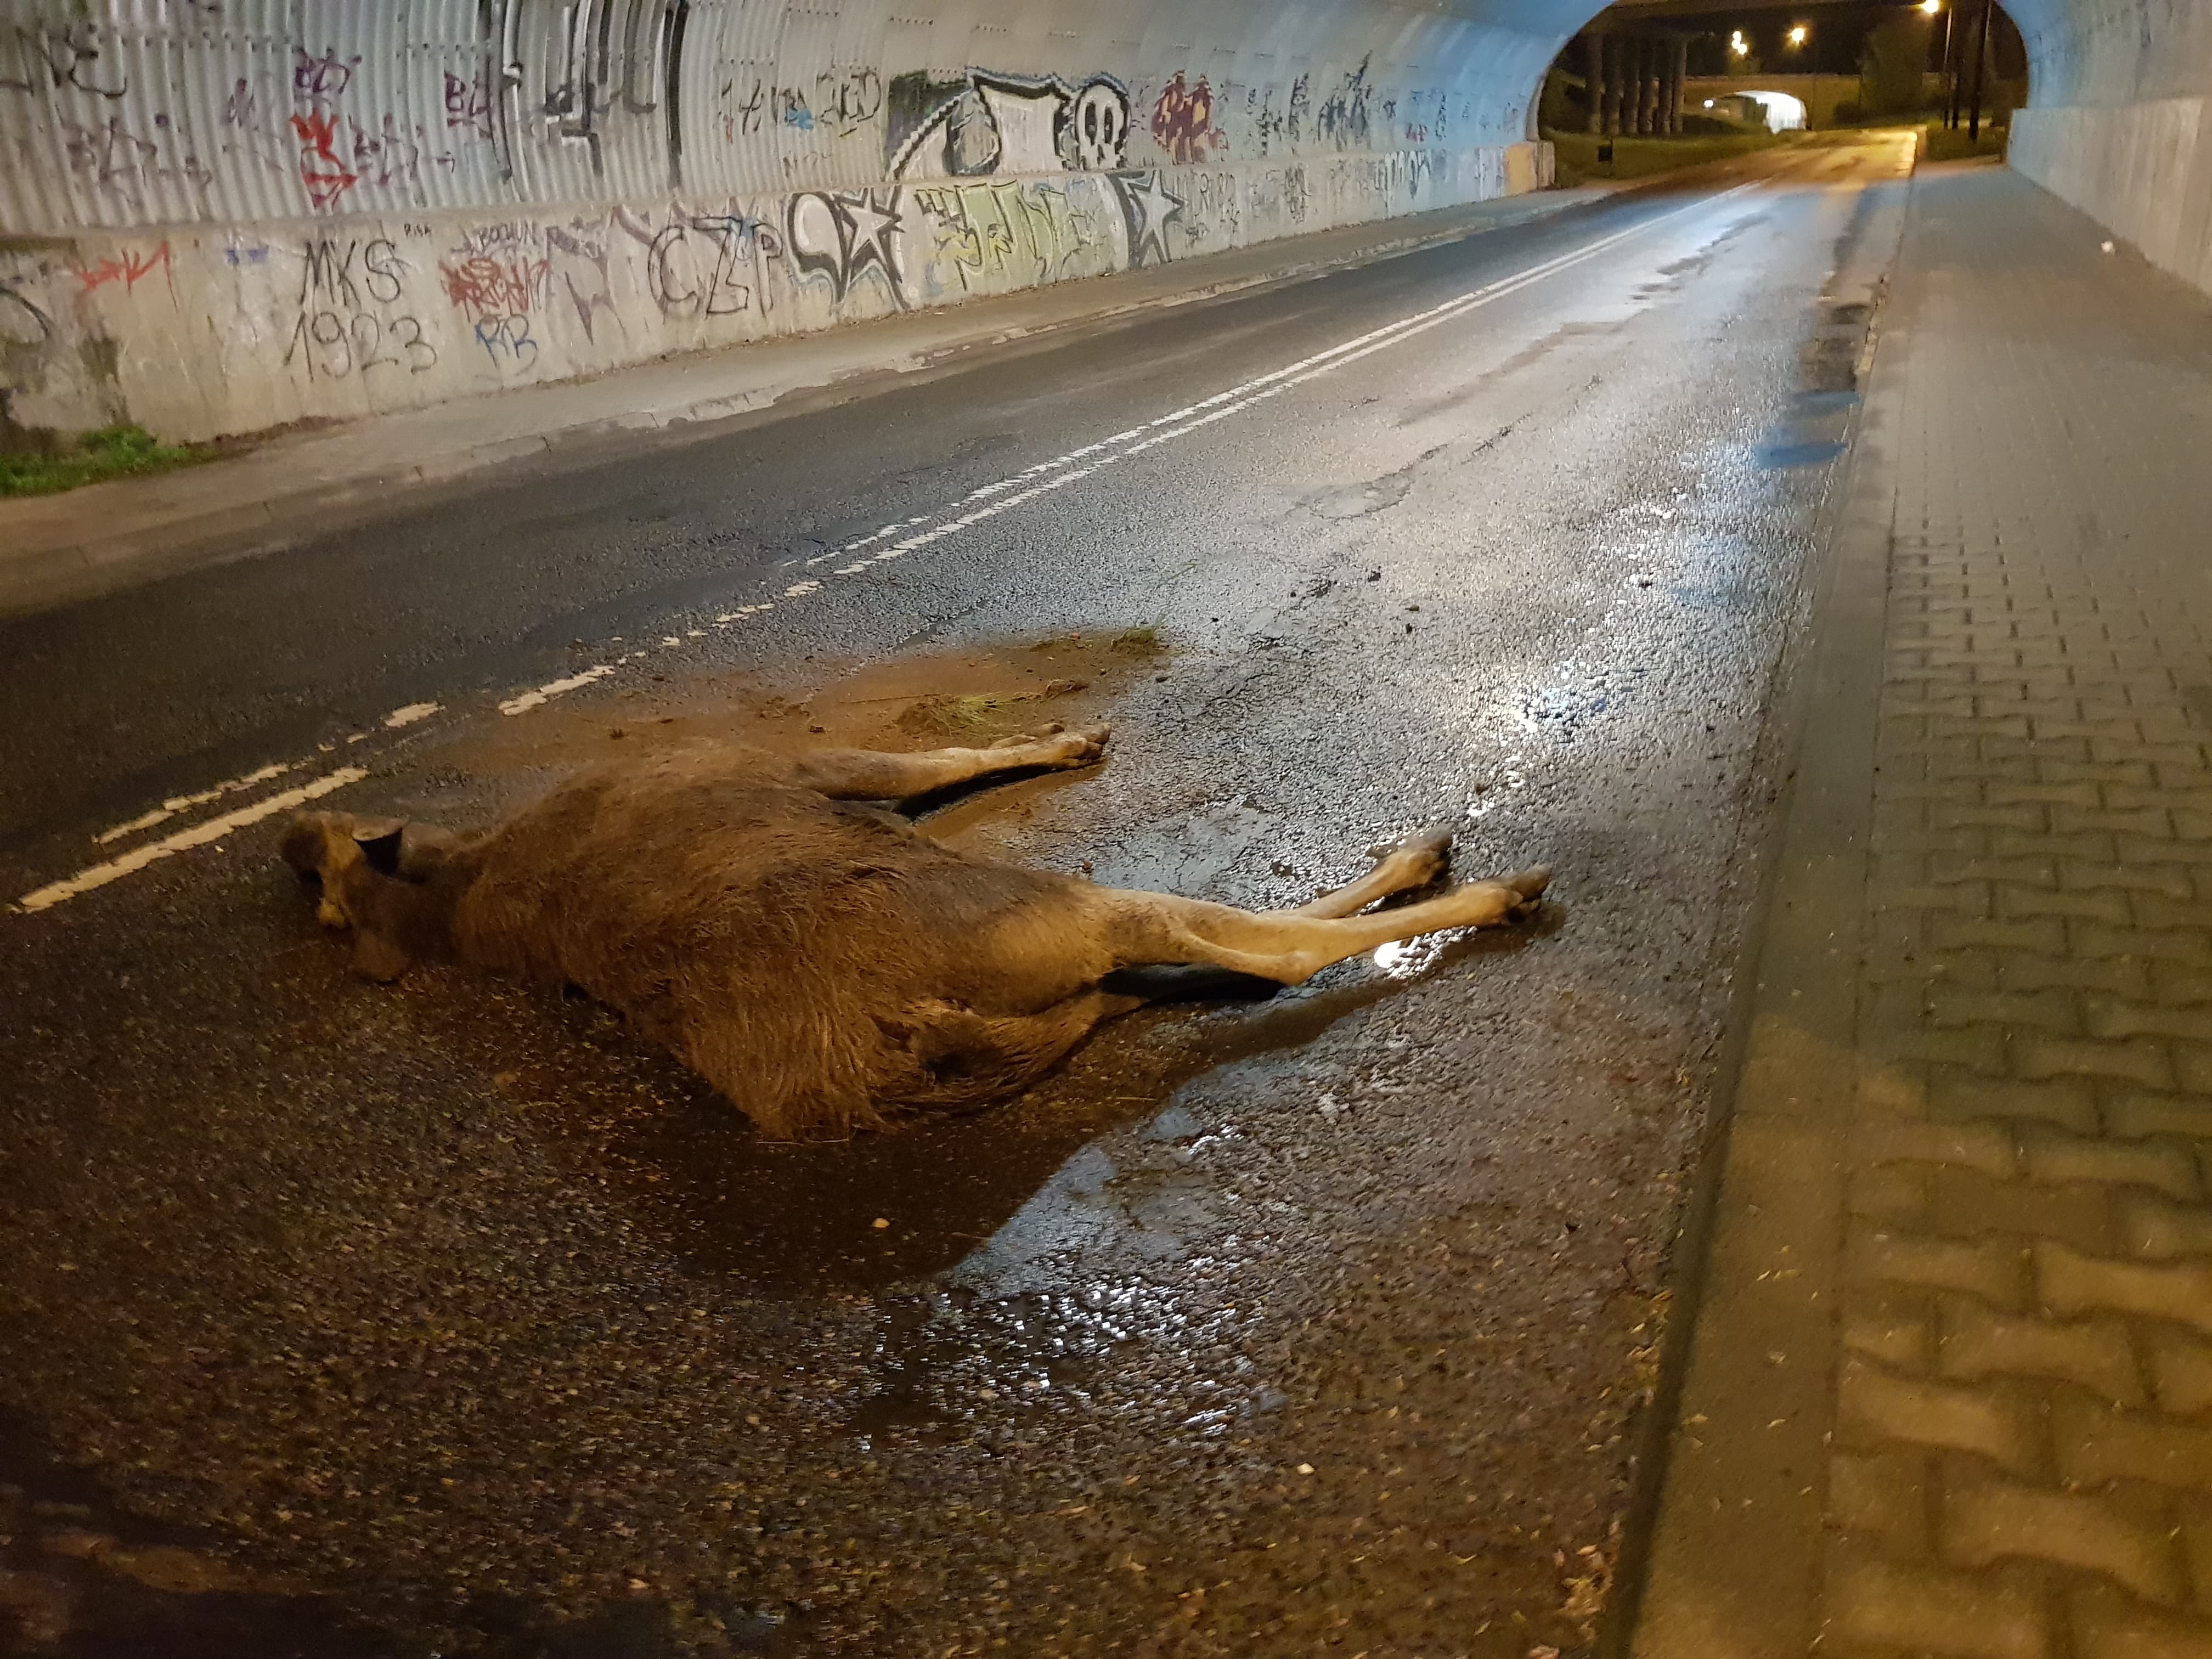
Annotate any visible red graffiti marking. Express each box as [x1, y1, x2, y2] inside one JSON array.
[[1149, 72, 1222, 165], [438, 254, 548, 320], [73, 241, 171, 295], [290, 110, 359, 210]]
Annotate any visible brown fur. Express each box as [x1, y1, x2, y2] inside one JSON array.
[[284, 725, 1548, 1139]]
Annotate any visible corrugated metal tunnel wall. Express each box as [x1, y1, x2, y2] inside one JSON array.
[[0, 1, 1560, 442]]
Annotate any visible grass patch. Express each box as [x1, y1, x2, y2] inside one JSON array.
[[1920, 121, 2008, 163], [1544, 127, 1787, 187], [0, 424, 213, 497], [1109, 625, 1162, 657]]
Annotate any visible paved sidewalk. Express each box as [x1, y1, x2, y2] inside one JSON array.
[[1638, 163, 2212, 1655], [0, 183, 1610, 617]]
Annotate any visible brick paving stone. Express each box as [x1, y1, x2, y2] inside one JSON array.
[[2072, 1584, 2212, 1657], [1937, 1299, 2145, 1404], [1837, 1355, 2041, 1471], [1824, 1543, 2053, 1658], [1942, 1476, 2185, 1604], [1640, 163, 2212, 1655], [2053, 1393, 2212, 1494], [2148, 1334, 2212, 1415], [2115, 1193, 2212, 1259]]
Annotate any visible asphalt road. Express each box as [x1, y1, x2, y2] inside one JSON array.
[[0, 133, 1911, 1657]]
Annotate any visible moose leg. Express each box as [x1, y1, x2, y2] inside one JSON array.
[[791, 724, 1109, 802], [1293, 826, 1454, 917], [1097, 866, 1551, 986]]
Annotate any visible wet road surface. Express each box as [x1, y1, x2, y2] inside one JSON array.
[[0, 133, 1912, 1655]]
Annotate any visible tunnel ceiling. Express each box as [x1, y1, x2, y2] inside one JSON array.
[[0, 0, 1588, 235]]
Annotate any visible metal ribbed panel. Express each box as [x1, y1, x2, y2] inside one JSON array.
[[1, 0, 1568, 235]]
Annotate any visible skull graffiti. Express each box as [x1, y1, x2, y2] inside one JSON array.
[[1061, 78, 1129, 170]]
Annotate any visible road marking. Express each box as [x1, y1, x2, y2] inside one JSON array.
[[93, 760, 297, 845], [383, 702, 441, 729], [20, 769, 369, 914], [498, 664, 616, 717]]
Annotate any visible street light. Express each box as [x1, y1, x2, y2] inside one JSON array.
[[1729, 28, 1749, 55], [1920, 1, 1940, 12], [1787, 24, 1809, 46]]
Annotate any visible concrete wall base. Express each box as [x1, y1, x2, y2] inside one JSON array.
[[2011, 102, 2211, 287], [1, 143, 1550, 446]]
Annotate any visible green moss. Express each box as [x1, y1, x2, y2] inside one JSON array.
[[0, 424, 215, 496]]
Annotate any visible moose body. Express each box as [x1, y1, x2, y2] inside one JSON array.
[[285, 724, 1548, 1139]]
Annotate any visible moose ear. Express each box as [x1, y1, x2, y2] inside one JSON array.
[[353, 823, 406, 877]]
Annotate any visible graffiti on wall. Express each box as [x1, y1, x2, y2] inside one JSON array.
[[0, 21, 128, 99], [786, 190, 904, 304], [288, 42, 362, 209], [0, 267, 57, 404], [7, 9, 1483, 247], [887, 69, 1130, 180], [1316, 57, 1375, 150], [648, 212, 771, 318], [538, 0, 674, 171], [72, 243, 171, 296], [1149, 74, 1222, 166], [436, 222, 551, 369], [286, 236, 439, 381], [549, 223, 624, 337], [908, 180, 1105, 294], [443, 69, 495, 139], [1109, 171, 1183, 268]]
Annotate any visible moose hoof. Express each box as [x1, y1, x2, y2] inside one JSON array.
[[1057, 723, 1111, 765], [1502, 865, 1553, 912], [1390, 824, 1455, 884]]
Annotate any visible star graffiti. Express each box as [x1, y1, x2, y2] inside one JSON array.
[[1109, 170, 1183, 267], [787, 189, 905, 304]]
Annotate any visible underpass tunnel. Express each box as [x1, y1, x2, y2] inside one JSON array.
[[1540, 3, 2028, 140]]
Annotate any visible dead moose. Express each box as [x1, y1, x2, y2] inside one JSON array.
[[284, 724, 1550, 1139]]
